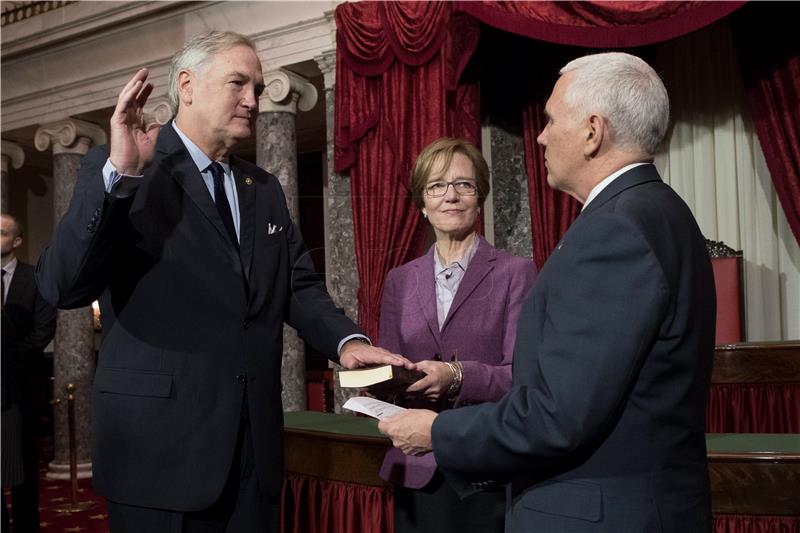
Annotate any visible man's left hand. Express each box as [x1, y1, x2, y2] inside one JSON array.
[[339, 340, 415, 370], [378, 409, 438, 456]]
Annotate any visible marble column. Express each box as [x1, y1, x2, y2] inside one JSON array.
[[487, 122, 533, 259], [257, 69, 318, 412], [315, 49, 361, 413], [34, 119, 107, 479], [1, 140, 25, 213]]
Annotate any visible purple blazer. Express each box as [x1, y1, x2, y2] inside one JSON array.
[[378, 235, 536, 488]]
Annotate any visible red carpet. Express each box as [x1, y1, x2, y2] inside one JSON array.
[[3, 438, 109, 533], [36, 472, 108, 533]]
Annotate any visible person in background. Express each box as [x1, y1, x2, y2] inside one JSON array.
[[376, 138, 536, 533], [2, 213, 57, 533], [35, 31, 411, 533], [380, 52, 716, 532]]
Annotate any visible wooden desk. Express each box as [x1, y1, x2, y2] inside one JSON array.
[[284, 412, 800, 518], [709, 341, 800, 433], [282, 412, 392, 533], [284, 411, 389, 487], [712, 341, 800, 384], [707, 433, 800, 516]]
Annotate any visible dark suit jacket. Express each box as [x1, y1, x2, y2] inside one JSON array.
[[432, 165, 715, 532], [36, 125, 362, 511], [377, 236, 535, 489], [1, 261, 56, 411]]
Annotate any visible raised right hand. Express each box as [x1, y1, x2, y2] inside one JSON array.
[[109, 68, 160, 175]]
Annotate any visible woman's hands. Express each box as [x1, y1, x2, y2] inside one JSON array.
[[405, 360, 456, 402]]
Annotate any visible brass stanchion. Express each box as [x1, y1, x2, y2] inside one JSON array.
[[51, 383, 94, 514]]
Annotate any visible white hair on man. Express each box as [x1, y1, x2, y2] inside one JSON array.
[[560, 52, 670, 156], [167, 30, 257, 115]]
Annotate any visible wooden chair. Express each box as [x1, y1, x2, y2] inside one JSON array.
[[305, 369, 334, 412], [706, 239, 745, 345]]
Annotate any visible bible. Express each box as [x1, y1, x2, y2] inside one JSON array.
[[339, 364, 425, 393]]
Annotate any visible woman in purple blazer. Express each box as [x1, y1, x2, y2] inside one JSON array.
[[377, 138, 536, 533]]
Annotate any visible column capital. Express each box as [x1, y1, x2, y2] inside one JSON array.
[[143, 95, 173, 129], [34, 119, 107, 156], [260, 69, 318, 115], [314, 49, 336, 90], [1, 140, 25, 173]]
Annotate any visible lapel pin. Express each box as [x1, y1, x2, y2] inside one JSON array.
[[245, 177, 253, 186]]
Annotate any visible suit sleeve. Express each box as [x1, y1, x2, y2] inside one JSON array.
[[36, 145, 134, 309], [432, 214, 668, 482], [284, 215, 361, 361], [456, 258, 536, 405], [17, 281, 56, 357]]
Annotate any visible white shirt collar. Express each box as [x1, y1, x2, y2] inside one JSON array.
[[2, 256, 18, 277], [171, 121, 230, 173], [582, 162, 650, 211], [434, 234, 479, 275]]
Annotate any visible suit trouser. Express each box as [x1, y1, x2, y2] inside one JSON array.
[[107, 406, 279, 533], [394, 469, 505, 533], [10, 403, 41, 533]]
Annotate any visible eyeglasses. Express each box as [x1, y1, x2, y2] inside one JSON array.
[[424, 180, 477, 197]]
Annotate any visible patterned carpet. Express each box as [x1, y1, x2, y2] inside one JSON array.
[[3, 439, 109, 533]]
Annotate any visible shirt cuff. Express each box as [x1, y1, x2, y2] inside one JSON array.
[[337, 334, 371, 356], [103, 159, 143, 198]]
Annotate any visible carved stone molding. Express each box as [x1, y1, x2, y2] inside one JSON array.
[[34, 118, 107, 155], [1, 140, 25, 173], [314, 49, 336, 90], [143, 95, 173, 128], [260, 69, 318, 114]]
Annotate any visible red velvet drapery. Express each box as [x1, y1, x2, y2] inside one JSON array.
[[281, 474, 392, 533], [522, 93, 581, 270], [468, 1, 745, 269], [707, 384, 800, 433], [333, 1, 756, 330], [713, 515, 800, 533], [455, 1, 745, 48], [335, 2, 480, 339], [731, 5, 800, 245]]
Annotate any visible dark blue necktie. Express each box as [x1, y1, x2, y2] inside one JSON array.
[[207, 162, 239, 248]]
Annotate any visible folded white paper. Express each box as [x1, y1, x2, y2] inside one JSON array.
[[343, 396, 407, 420]]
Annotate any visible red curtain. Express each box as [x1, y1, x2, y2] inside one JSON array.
[[462, 1, 746, 268], [707, 383, 800, 433], [714, 515, 800, 533], [455, 1, 745, 48], [730, 4, 800, 245], [334, 1, 754, 332], [335, 2, 480, 339], [281, 474, 392, 533], [522, 94, 582, 271]]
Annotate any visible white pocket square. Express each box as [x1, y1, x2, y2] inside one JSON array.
[[267, 223, 283, 235]]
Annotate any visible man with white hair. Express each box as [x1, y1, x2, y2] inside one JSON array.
[[380, 52, 716, 532], [36, 31, 411, 533]]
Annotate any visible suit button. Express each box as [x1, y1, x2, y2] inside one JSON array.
[[242, 320, 250, 329], [237, 374, 247, 385]]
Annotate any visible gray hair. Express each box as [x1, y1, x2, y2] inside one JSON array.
[[560, 52, 669, 155], [167, 30, 257, 115]]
